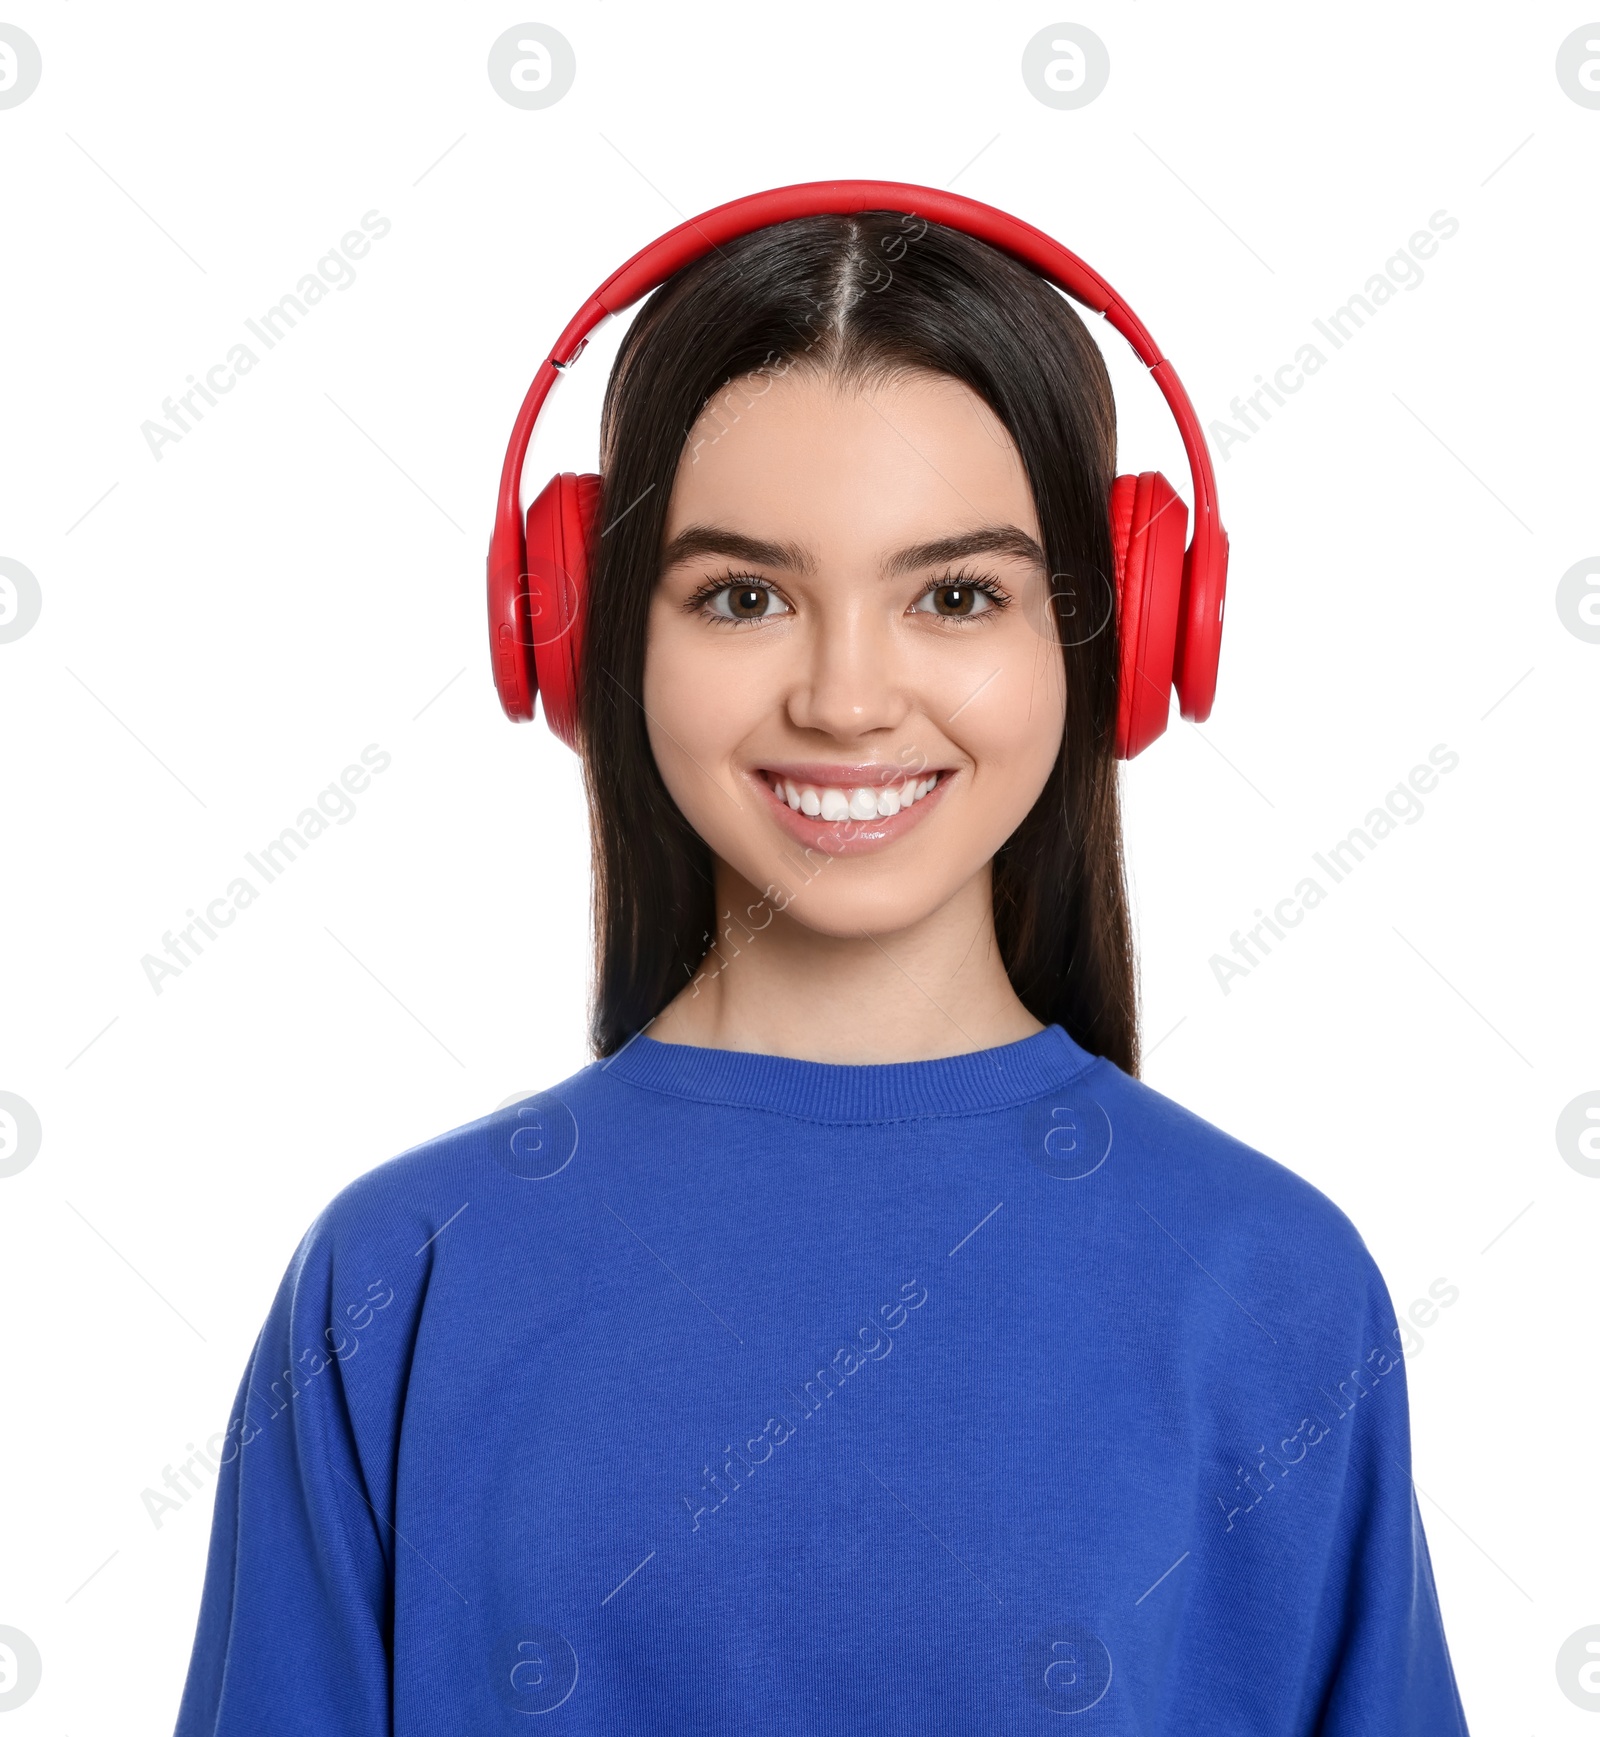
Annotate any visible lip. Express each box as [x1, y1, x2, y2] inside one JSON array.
[[756, 760, 952, 789], [747, 763, 954, 857]]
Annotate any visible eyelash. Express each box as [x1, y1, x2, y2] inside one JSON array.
[[682, 568, 1015, 627]]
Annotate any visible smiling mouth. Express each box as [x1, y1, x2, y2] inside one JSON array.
[[758, 768, 946, 821]]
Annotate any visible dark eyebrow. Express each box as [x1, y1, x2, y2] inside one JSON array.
[[660, 525, 817, 575], [658, 522, 1046, 580], [883, 525, 1046, 577]]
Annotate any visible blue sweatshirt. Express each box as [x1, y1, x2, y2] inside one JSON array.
[[174, 1023, 1468, 1734]]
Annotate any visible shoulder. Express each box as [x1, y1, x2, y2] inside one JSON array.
[[284, 1056, 623, 1280], [1081, 1056, 1393, 1329]]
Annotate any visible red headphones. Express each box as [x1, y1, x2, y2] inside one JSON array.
[[487, 179, 1228, 759]]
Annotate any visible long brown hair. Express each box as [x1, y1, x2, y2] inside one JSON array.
[[576, 212, 1140, 1074]]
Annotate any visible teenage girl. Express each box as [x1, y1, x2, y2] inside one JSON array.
[[174, 184, 1469, 1735]]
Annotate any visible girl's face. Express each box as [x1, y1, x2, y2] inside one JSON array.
[[642, 365, 1067, 938]]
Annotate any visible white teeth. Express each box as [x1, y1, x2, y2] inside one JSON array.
[[767, 770, 940, 819]]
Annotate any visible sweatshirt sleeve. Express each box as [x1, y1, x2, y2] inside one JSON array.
[[173, 1210, 402, 1737], [1309, 1261, 1470, 1736]]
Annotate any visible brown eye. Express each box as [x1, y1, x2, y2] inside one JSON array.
[[913, 581, 998, 619], [700, 579, 793, 623]]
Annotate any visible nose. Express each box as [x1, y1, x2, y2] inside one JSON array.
[[782, 597, 911, 742]]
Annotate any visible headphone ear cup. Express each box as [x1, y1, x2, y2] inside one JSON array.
[[1109, 471, 1188, 759], [524, 471, 600, 751], [1174, 522, 1229, 724]]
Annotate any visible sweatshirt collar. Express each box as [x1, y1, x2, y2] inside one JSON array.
[[596, 1022, 1101, 1124]]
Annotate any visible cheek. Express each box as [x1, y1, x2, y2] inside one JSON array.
[[640, 610, 761, 811], [950, 638, 1068, 812], [969, 625, 1067, 735]]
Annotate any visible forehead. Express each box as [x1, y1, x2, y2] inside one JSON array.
[[665, 367, 1039, 548]]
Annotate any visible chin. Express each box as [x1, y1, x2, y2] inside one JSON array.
[[764, 865, 975, 940]]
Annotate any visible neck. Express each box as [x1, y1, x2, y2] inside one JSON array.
[[647, 857, 1044, 1064]]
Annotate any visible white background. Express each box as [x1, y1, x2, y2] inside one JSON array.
[[1, 3, 1596, 1730]]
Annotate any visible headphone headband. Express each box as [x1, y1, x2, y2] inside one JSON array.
[[490, 179, 1227, 724]]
